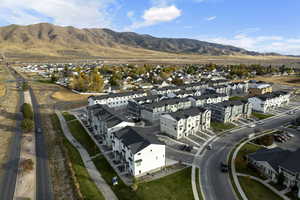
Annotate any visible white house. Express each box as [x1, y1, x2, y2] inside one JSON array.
[[88, 91, 147, 108], [248, 91, 290, 113], [160, 107, 211, 139], [112, 126, 165, 177]]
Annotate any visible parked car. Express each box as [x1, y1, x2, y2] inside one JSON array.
[[220, 162, 229, 173], [248, 123, 256, 128], [207, 144, 212, 150]]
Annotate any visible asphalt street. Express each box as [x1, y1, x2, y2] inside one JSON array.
[[197, 109, 300, 200], [0, 67, 24, 200], [30, 84, 53, 199]]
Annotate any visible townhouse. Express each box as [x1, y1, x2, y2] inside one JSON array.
[[248, 91, 290, 113], [127, 95, 163, 118], [88, 90, 147, 108], [247, 148, 300, 197], [112, 126, 165, 177], [141, 98, 192, 122], [248, 83, 273, 96], [209, 100, 252, 123], [160, 107, 211, 139], [189, 93, 229, 107], [229, 81, 249, 95], [151, 86, 180, 95], [87, 104, 135, 147]]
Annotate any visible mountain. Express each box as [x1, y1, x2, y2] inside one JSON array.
[[0, 23, 263, 59]]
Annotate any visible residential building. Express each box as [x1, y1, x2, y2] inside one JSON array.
[[112, 126, 165, 177], [189, 93, 229, 107], [88, 91, 147, 108], [160, 107, 211, 139], [229, 81, 249, 95], [248, 91, 290, 113], [141, 98, 192, 122], [209, 100, 252, 123], [247, 148, 300, 197], [248, 82, 272, 96], [87, 104, 135, 147]]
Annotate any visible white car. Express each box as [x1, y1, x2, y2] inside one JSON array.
[[287, 133, 295, 138], [248, 124, 256, 128]]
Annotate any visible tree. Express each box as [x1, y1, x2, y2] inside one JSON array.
[[172, 78, 184, 86], [22, 103, 33, 120], [89, 69, 104, 92], [22, 81, 29, 91], [21, 119, 34, 132], [20, 159, 34, 172], [258, 135, 274, 146]]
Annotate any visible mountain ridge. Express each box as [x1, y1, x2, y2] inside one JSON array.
[[0, 23, 281, 58]]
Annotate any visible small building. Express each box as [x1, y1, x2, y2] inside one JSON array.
[[249, 83, 272, 96], [160, 107, 211, 139], [112, 126, 165, 177]]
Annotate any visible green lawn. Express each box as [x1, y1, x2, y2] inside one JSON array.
[[67, 120, 99, 156], [65, 114, 195, 200], [51, 114, 105, 200], [229, 96, 246, 101], [211, 122, 236, 132], [252, 112, 274, 120], [62, 112, 77, 122], [239, 176, 283, 200], [235, 143, 265, 179]]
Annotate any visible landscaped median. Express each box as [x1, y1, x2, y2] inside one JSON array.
[[252, 112, 274, 120], [228, 130, 285, 200], [63, 112, 195, 200], [211, 122, 236, 133]]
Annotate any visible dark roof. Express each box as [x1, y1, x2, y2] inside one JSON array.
[[215, 100, 244, 107], [191, 93, 228, 100], [143, 97, 191, 110], [89, 90, 146, 100], [168, 107, 210, 120], [255, 91, 289, 101], [248, 148, 300, 173], [114, 126, 162, 154]]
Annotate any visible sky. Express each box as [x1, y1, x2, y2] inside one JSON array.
[[0, 0, 300, 55]]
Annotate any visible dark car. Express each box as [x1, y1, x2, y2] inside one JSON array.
[[220, 162, 229, 173]]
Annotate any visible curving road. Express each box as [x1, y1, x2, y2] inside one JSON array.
[[196, 108, 300, 200]]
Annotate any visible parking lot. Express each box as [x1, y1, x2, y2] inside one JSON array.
[[275, 127, 300, 151]]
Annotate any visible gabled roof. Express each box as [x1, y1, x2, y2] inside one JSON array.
[[114, 126, 163, 154], [167, 107, 210, 121], [248, 148, 300, 173]]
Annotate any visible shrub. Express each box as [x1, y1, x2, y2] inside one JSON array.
[[22, 103, 33, 120], [21, 119, 34, 132], [20, 159, 34, 172]]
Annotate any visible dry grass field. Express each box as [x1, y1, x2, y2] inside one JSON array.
[[51, 89, 89, 102], [253, 75, 300, 87], [0, 65, 18, 178]]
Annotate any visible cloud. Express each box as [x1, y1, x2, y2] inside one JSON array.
[[205, 16, 216, 21], [198, 34, 300, 55], [127, 5, 181, 30], [0, 0, 120, 28]]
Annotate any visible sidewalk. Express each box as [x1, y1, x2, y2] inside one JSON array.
[[56, 111, 118, 200], [237, 173, 289, 200]]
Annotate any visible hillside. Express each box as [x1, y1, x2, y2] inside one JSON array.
[[0, 23, 264, 59]]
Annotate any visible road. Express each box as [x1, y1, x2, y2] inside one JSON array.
[[197, 110, 300, 200], [30, 87, 53, 200], [0, 66, 24, 200]]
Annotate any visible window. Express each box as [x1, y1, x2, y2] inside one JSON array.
[[137, 153, 141, 156]]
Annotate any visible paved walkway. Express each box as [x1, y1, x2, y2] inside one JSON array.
[[237, 173, 289, 200], [56, 111, 118, 200]]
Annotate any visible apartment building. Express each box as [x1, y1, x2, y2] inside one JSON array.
[[249, 83, 273, 96], [248, 91, 290, 113], [209, 100, 252, 123], [189, 93, 229, 107], [112, 126, 165, 177], [87, 104, 135, 147], [160, 107, 211, 139], [88, 90, 147, 108], [141, 98, 192, 122]]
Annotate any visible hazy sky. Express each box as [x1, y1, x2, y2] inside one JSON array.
[[0, 0, 299, 55]]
